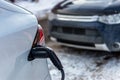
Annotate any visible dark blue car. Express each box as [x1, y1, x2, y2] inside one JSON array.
[[49, 0, 120, 52]]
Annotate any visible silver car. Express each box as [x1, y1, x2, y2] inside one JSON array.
[[0, 0, 64, 80]]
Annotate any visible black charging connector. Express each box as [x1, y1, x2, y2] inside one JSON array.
[[28, 45, 65, 80]]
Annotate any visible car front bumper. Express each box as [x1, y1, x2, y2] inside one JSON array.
[[49, 15, 120, 52], [51, 37, 109, 51]]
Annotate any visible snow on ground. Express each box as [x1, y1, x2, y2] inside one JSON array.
[[47, 41, 120, 80]]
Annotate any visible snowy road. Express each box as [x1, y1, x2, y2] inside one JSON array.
[[47, 41, 120, 80]]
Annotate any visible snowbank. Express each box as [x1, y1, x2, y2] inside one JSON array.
[[47, 41, 120, 80]]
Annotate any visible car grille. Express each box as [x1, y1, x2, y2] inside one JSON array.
[[51, 26, 100, 36], [56, 14, 98, 22], [57, 39, 95, 47]]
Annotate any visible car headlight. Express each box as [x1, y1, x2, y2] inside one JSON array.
[[99, 13, 120, 24]]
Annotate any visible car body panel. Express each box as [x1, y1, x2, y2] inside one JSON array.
[[0, 0, 30, 14], [0, 1, 51, 80]]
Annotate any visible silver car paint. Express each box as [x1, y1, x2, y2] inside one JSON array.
[[0, 1, 51, 80], [0, 0, 30, 14]]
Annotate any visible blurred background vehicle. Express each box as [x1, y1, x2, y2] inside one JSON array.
[[48, 0, 120, 52]]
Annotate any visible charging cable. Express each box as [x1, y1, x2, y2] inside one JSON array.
[[28, 45, 65, 80]]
